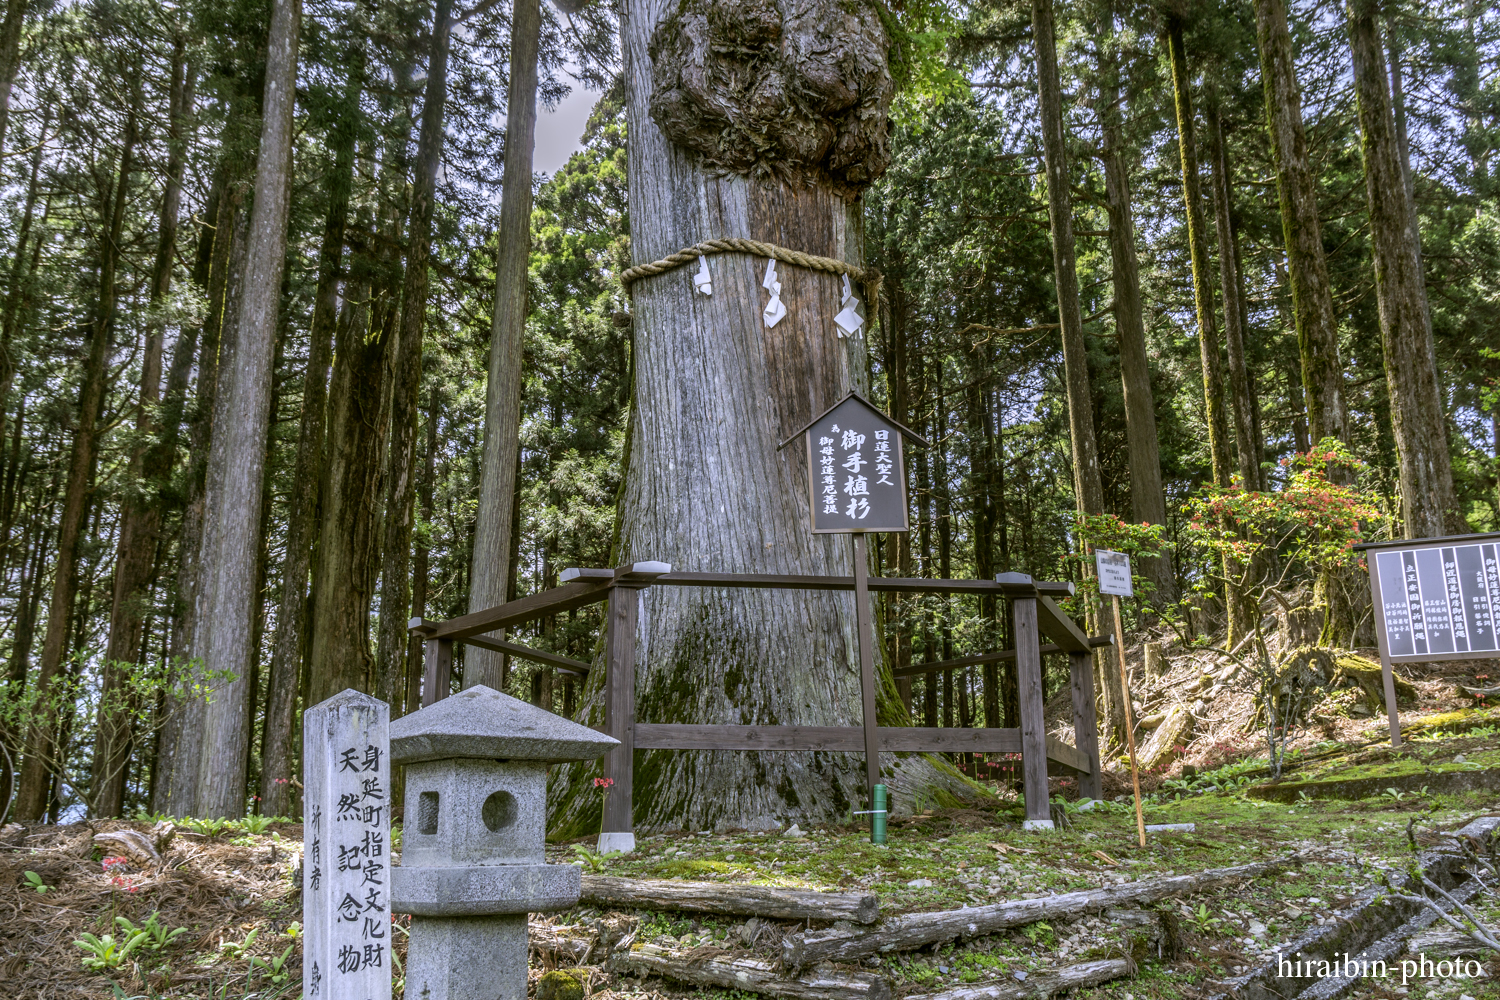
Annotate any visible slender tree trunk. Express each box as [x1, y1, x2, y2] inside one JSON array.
[[0, 112, 45, 460], [1206, 102, 1259, 489], [1036, 0, 1123, 747], [94, 43, 192, 817], [1032, 0, 1104, 519], [1165, 21, 1232, 490], [1347, 0, 1464, 539], [469, 0, 541, 690], [257, 51, 359, 818], [306, 281, 387, 706], [15, 95, 138, 820], [193, 0, 300, 819], [883, 271, 912, 713], [6, 492, 50, 694], [1166, 20, 1251, 648], [1098, 33, 1169, 599], [377, 0, 452, 708], [0, 0, 29, 157], [407, 391, 438, 716], [1253, 0, 1348, 446]]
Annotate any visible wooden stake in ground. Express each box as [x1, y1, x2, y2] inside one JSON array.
[[1095, 549, 1145, 847]]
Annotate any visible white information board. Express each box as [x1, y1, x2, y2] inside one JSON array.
[[1095, 549, 1133, 598]]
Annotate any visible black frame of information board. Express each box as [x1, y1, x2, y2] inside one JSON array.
[[1356, 531, 1500, 747]]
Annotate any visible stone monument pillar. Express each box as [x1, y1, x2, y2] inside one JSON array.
[[390, 685, 617, 1000], [303, 689, 392, 1000]]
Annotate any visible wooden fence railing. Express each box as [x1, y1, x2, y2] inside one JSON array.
[[409, 563, 1107, 838]]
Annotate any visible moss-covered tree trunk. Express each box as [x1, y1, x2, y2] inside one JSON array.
[[548, 0, 977, 835], [1098, 22, 1170, 602], [1165, 18, 1250, 648], [1346, 0, 1465, 539], [1033, 0, 1125, 752], [1253, 0, 1348, 447]]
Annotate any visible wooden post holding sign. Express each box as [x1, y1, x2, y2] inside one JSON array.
[[1095, 549, 1146, 848], [782, 391, 927, 842], [1356, 531, 1500, 748]]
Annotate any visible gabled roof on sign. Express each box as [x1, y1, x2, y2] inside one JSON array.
[[776, 389, 931, 450]]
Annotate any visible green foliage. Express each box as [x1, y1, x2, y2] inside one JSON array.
[[1186, 903, 1226, 935], [880, 0, 969, 115], [113, 912, 188, 952], [218, 928, 259, 961], [0, 656, 230, 817], [22, 870, 50, 893], [1183, 441, 1384, 579], [74, 930, 150, 971], [570, 844, 620, 873], [236, 814, 276, 835], [248, 944, 295, 985], [180, 817, 233, 838]]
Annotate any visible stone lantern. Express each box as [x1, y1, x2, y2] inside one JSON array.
[[390, 685, 617, 1000]]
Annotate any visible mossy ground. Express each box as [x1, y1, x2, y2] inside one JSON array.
[[546, 728, 1500, 999], [7, 730, 1499, 998]]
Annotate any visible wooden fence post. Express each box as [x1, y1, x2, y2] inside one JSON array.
[[1013, 596, 1052, 829], [600, 584, 640, 854], [1068, 649, 1103, 802], [421, 638, 452, 708]]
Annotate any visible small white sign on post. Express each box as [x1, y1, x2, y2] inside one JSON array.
[[304, 689, 392, 1000], [1095, 549, 1133, 598]]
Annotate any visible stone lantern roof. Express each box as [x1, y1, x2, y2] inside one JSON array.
[[390, 684, 618, 765]]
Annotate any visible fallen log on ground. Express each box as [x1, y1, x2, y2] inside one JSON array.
[[528, 922, 597, 964], [782, 856, 1297, 968], [612, 942, 892, 999], [581, 874, 879, 923], [908, 958, 1130, 999]]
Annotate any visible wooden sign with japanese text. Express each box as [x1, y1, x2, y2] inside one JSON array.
[[303, 689, 392, 1000], [801, 393, 912, 533], [1363, 533, 1500, 663]]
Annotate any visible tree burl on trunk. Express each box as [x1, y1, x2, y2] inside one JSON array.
[[648, 0, 892, 193]]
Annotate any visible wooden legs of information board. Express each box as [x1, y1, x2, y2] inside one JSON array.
[[1379, 647, 1402, 748], [1110, 595, 1146, 847], [1068, 650, 1104, 802], [601, 585, 640, 853], [422, 638, 453, 708], [1013, 597, 1051, 829], [852, 533, 882, 838]]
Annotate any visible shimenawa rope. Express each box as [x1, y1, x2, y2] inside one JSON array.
[[619, 237, 881, 307]]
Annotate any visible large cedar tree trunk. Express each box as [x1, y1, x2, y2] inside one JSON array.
[[258, 56, 358, 817], [1033, 0, 1123, 748], [1165, 19, 1250, 648], [1098, 30, 1170, 600], [1253, 0, 1348, 445], [468, 0, 541, 691], [377, 0, 452, 707], [1346, 0, 1464, 538], [1206, 102, 1259, 489], [549, 0, 977, 835], [191, 0, 300, 818]]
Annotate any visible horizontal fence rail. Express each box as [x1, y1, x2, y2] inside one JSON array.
[[409, 561, 1108, 834]]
